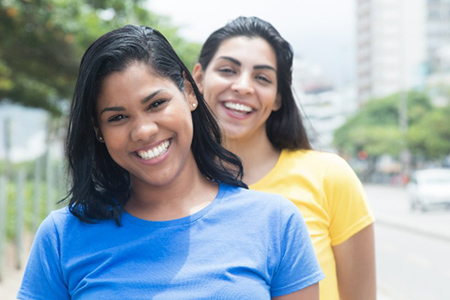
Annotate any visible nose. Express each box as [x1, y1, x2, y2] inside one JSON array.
[[130, 116, 158, 142], [231, 73, 254, 95]]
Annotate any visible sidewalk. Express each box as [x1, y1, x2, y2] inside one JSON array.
[[365, 184, 450, 300], [0, 242, 27, 300]]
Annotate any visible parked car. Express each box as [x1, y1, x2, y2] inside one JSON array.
[[407, 168, 450, 212]]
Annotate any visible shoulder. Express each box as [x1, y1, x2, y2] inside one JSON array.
[[280, 149, 365, 200], [282, 149, 345, 165], [38, 207, 71, 229], [279, 149, 354, 180], [29, 207, 75, 256], [36, 207, 87, 239], [49, 206, 82, 226]]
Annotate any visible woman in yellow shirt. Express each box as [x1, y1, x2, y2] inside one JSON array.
[[193, 16, 376, 300]]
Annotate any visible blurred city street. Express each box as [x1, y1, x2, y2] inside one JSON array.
[[1, 0, 450, 299]]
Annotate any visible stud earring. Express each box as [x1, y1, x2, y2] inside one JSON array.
[[192, 103, 197, 108], [97, 136, 104, 142]]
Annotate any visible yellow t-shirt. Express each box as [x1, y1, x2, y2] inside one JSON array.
[[250, 149, 374, 300]]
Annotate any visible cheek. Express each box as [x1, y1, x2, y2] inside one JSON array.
[[204, 75, 227, 94], [169, 105, 195, 137], [104, 142, 122, 161], [263, 90, 279, 105], [183, 113, 195, 138], [102, 130, 128, 156]]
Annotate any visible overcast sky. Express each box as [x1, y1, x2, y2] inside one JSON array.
[[146, 0, 356, 87]]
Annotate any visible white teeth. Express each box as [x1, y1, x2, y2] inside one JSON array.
[[224, 102, 253, 113], [136, 140, 170, 160]]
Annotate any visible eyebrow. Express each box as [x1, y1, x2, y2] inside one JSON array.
[[99, 89, 163, 115], [218, 56, 276, 72]]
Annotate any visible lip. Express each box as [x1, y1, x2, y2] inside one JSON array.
[[220, 100, 255, 120], [133, 138, 172, 165]]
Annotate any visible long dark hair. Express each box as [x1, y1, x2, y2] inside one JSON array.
[[65, 25, 247, 224], [198, 16, 311, 150]]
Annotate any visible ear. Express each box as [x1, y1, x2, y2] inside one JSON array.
[[92, 118, 99, 136], [192, 63, 204, 94], [184, 79, 199, 111], [272, 93, 282, 111], [92, 118, 105, 143]]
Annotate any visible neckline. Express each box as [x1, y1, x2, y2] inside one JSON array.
[[121, 182, 227, 228], [250, 149, 288, 189]]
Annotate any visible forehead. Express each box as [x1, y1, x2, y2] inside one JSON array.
[[96, 62, 179, 106], [213, 36, 277, 67], [101, 61, 173, 88]]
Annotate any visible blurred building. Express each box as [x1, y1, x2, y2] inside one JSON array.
[[356, 0, 450, 105], [427, 0, 450, 74], [293, 57, 358, 152], [356, 0, 426, 104], [422, 0, 450, 107]]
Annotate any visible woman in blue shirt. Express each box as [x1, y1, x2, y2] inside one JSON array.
[[17, 25, 324, 300]]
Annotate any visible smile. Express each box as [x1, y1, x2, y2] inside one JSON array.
[[224, 102, 253, 114], [136, 140, 170, 160]]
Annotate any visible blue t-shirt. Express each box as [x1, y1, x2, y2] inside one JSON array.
[[18, 183, 324, 300]]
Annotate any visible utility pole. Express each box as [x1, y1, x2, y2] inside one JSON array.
[[399, 90, 411, 183], [398, 0, 411, 184]]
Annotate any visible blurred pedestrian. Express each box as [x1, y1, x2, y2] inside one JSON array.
[[17, 24, 324, 299], [193, 16, 376, 300]]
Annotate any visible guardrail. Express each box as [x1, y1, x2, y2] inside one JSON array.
[[0, 156, 66, 283]]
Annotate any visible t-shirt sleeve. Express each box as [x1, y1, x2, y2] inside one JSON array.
[[270, 197, 325, 297], [324, 154, 375, 245], [17, 213, 70, 300]]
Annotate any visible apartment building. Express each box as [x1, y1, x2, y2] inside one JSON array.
[[357, 0, 428, 104]]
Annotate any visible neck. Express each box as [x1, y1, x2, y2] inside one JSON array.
[[225, 133, 281, 185], [125, 156, 218, 221]]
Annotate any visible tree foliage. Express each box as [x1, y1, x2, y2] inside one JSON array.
[[408, 105, 450, 159], [0, 0, 201, 116], [333, 91, 439, 158]]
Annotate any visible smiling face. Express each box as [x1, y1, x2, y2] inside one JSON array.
[[95, 62, 198, 189], [193, 37, 281, 143]]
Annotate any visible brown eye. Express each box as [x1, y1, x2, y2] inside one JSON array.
[[256, 75, 271, 83], [218, 67, 236, 74], [108, 114, 126, 122], [148, 99, 168, 110]]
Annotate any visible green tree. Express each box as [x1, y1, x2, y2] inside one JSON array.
[[333, 91, 433, 158], [408, 105, 450, 159], [0, 0, 200, 116]]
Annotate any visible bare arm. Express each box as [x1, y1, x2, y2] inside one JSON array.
[[272, 283, 319, 300], [332, 223, 376, 300]]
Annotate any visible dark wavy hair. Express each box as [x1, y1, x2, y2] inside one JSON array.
[[65, 25, 247, 224], [197, 16, 311, 150]]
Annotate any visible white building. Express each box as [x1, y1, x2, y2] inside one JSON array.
[[357, 0, 427, 104], [426, 0, 450, 107], [427, 0, 450, 73], [293, 57, 358, 152]]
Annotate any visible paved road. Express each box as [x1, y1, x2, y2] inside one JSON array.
[[376, 223, 450, 299], [365, 184, 450, 300], [365, 184, 450, 241]]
